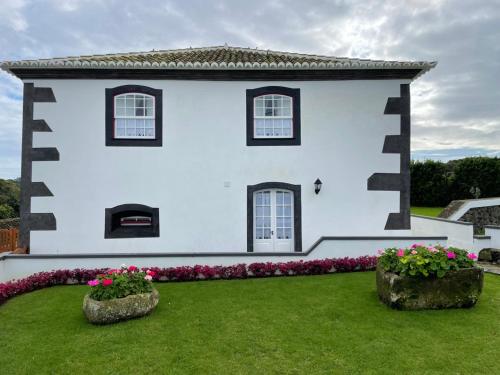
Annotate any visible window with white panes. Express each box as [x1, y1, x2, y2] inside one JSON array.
[[254, 94, 293, 138], [114, 93, 155, 139]]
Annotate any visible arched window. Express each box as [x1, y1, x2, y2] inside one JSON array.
[[114, 93, 155, 138], [246, 86, 301, 146], [105, 204, 159, 238], [254, 94, 293, 138], [105, 85, 162, 146]]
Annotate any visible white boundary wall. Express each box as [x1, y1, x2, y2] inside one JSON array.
[[447, 197, 500, 221], [0, 236, 446, 282], [411, 215, 473, 249]]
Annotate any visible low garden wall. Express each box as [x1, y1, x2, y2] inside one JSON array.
[[0, 218, 19, 229], [0, 236, 447, 282]]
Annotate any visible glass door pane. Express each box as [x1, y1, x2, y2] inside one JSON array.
[[275, 191, 293, 240], [255, 191, 271, 240]]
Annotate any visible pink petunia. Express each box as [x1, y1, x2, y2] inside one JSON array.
[[87, 279, 100, 287], [411, 250, 418, 255], [144, 275, 153, 281], [467, 253, 477, 260], [146, 270, 156, 276], [102, 279, 113, 287], [397, 249, 405, 257], [447, 252, 456, 259], [128, 265, 138, 272]]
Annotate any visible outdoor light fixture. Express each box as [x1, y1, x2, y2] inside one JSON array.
[[314, 178, 322, 194]]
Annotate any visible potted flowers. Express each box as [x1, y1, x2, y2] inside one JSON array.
[[83, 265, 159, 324], [376, 244, 483, 310]]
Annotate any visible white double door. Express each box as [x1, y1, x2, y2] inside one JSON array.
[[254, 189, 294, 252]]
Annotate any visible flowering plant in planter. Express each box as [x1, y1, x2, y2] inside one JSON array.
[[87, 265, 156, 301], [377, 244, 477, 278]]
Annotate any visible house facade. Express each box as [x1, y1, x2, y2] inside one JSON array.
[[1, 46, 445, 268]]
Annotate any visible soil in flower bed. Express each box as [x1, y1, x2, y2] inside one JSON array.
[[0, 272, 499, 374]]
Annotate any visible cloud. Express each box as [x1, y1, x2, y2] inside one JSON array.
[[0, 0, 499, 177]]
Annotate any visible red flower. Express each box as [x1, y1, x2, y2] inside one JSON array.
[[102, 279, 113, 287], [128, 266, 138, 272], [146, 270, 156, 276]]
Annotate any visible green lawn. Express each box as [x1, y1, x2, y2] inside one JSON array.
[[411, 206, 444, 217], [1, 272, 499, 374]]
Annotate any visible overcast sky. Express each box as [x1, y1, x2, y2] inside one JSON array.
[[0, 0, 499, 178]]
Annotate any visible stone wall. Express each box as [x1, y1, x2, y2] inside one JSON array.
[[0, 218, 20, 229], [459, 206, 500, 234]]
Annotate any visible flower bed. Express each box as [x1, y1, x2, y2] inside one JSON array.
[[0, 256, 377, 306], [376, 244, 483, 310]]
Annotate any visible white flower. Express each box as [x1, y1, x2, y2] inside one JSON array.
[[120, 264, 127, 269], [144, 275, 153, 281]]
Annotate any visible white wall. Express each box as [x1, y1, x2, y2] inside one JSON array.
[[485, 226, 500, 249], [411, 215, 474, 249], [447, 197, 500, 221], [28, 78, 410, 254], [0, 236, 446, 282]]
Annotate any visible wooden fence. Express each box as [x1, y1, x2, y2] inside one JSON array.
[[0, 228, 18, 253]]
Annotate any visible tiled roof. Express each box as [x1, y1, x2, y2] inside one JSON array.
[[1, 46, 436, 76]]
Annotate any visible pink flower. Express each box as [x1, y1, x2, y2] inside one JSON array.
[[87, 279, 99, 287], [467, 253, 477, 260], [397, 249, 405, 257], [144, 275, 153, 281], [411, 243, 424, 249], [146, 270, 156, 276], [128, 266, 138, 272], [447, 252, 456, 259], [411, 250, 418, 255], [102, 279, 113, 287], [377, 249, 384, 255]]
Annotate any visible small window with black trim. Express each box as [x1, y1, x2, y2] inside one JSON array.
[[105, 204, 159, 238]]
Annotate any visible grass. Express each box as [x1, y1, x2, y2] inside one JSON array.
[[411, 206, 444, 217], [0, 272, 499, 374]]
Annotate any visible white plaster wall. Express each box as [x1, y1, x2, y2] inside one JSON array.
[[447, 197, 500, 221], [0, 236, 446, 282], [411, 215, 474, 249], [485, 226, 500, 248], [28, 78, 410, 254]]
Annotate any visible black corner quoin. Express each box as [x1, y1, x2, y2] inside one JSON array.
[[105, 85, 163, 147], [105, 204, 160, 239], [247, 182, 302, 252], [246, 86, 301, 146]]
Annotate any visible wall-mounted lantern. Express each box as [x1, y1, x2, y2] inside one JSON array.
[[314, 178, 322, 194]]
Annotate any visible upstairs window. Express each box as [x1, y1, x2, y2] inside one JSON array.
[[105, 85, 162, 147], [246, 86, 301, 146], [254, 94, 293, 138], [114, 93, 155, 139]]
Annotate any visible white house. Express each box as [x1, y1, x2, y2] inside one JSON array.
[[2, 46, 461, 280]]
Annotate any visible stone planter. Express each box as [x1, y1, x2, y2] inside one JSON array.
[[83, 288, 160, 324], [376, 265, 483, 310]]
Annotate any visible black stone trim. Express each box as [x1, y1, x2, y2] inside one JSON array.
[[105, 85, 163, 147], [33, 87, 56, 102], [31, 147, 60, 161], [105, 204, 160, 239], [473, 235, 491, 240], [368, 84, 411, 230], [10, 68, 425, 81], [28, 213, 56, 231], [485, 225, 500, 230], [1, 236, 448, 260], [246, 86, 301, 146], [19, 83, 57, 249], [31, 120, 52, 132], [31, 182, 53, 197], [247, 182, 302, 252]]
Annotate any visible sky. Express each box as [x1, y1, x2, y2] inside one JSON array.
[[0, 0, 499, 178]]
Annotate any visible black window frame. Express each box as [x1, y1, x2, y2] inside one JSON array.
[[246, 86, 301, 146], [105, 85, 163, 147], [105, 204, 159, 239], [247, 182, 302, 252]]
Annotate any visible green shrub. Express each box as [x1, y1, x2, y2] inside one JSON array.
[[87, 266, 155, 301], [377, 244, 477, 278]]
